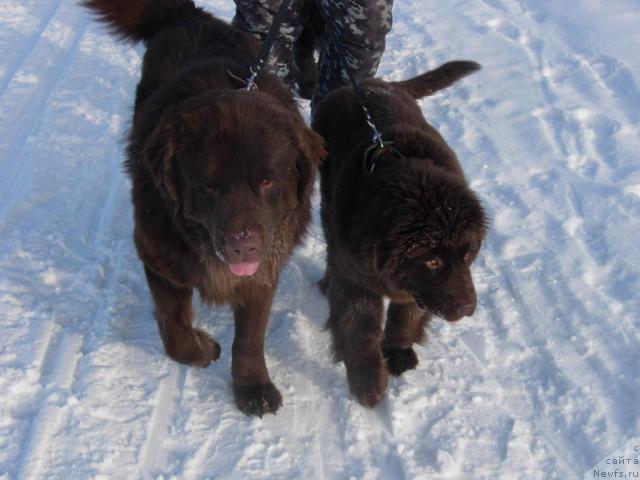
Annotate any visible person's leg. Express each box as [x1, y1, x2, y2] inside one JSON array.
[[233, 0, 306, 89], [292, 2, 321, 99], [312, 0, 394, 107]]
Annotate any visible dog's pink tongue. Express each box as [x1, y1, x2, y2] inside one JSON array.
[[228, 262, 260, 277]]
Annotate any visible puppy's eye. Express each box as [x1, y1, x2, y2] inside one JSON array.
[[425, 258, 443, 270], [260, 178, 274, 190], [464, 251, 473, 262]]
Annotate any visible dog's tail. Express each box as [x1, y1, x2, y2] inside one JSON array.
[[82, 0, 199, 42], [390, 61, 481, 99]]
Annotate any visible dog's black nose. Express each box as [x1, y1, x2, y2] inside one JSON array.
[[224, 229, 261, 263], [453, 296, 476, 318]]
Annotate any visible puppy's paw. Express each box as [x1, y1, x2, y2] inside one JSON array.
[[346, 359, 389, 408], [383, 347, 419, 376], [165, 328, 221, 368], [234, 381, 283, 417]]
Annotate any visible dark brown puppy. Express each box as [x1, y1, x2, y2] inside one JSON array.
[[312, 61, 487, 407], [84, 0, 325, 416]]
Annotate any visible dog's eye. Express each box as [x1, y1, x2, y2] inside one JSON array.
[[425, 258, 443, 270], [464, 251, 473, 262], [260, 178, 274, 190]]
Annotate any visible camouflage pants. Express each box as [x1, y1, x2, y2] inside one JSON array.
[[232, 0, 393, 105]]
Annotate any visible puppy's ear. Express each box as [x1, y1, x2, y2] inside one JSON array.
[[292, 125, 326, 204], [142, 121, 179, 202]]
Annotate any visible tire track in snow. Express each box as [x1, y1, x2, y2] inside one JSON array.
[[294, 313, 330, 480], [30, 320, 60, 379], [0, 3, 207, 472], [0, 8, 88, 214], [279, 260, 342, 479], [363, 399, 408, 480], [6, 315, 67, 476], [0, 0, 65, 101], [15, 332, 84, 480], [15, 243, 130, 477], [89, 140, 126, 252], [12, 242, 123, 478], [137, 366, 187, 479], [10, 82, 129, 477]]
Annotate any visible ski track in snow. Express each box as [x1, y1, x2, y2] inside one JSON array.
[[1, 0, 639, 478]]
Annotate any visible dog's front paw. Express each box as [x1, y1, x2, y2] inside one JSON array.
[[192, 329, 221, 366], [383, 347, 419, 376], [165, 328, 221, 368], [234, 381, 283, 417], [346, 358, 389, 407]]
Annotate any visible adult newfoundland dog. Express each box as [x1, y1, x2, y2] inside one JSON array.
[[312, 61, 488, 407], [84, 0, 325, 416]]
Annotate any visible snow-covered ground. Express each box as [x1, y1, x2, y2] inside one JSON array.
[[1, 0, 639, 478]]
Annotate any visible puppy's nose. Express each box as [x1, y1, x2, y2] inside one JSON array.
[[453, 295, 476, 318], [224, 229, 261, 263]]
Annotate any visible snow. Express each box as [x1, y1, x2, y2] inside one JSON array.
[[1, 0, 639, 478]]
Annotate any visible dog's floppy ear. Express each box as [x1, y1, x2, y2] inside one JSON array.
[[292, 124, 326, 204], [142, 120, 180, 202]]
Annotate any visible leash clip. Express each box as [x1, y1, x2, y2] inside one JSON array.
[[362, 141, 404, 174], [241, 0, 291, 92], [361, 104, 385, 150], [245, 66, 259, 91]]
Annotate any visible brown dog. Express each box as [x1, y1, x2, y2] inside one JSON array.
[[84, 0, 325, 416], [312, 61, 487, 407]]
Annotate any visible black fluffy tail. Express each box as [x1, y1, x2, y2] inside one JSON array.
[[82, 0, 198, 42], [391, 61, 481, 99]]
